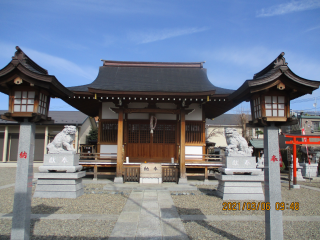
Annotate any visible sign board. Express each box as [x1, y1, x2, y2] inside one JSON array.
[[140, 163, 162, 178]]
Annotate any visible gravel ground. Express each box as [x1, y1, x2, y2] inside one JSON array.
[[0, 184, 130, 215], [171, 182, 320, 216], [183, 221, 320, 240], [299, 181, 320, 188], [0, 167, 39, 187], [0, 219, 116, 239]]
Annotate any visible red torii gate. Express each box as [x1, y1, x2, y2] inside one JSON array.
[[284, 134, 320, 185]]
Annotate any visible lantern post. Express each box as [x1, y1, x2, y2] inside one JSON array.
[[0, 47, 73, 240]]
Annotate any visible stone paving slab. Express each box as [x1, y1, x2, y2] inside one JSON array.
[[109, 190, 189, 239]]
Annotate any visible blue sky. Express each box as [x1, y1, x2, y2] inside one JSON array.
[[0, 0, 320, 115]]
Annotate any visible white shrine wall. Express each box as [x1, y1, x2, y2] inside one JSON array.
[[185, 103, 202, 121]]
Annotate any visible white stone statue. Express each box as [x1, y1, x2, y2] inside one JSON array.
[[47, 125, 76, 154], [225, 128, 253, 156]]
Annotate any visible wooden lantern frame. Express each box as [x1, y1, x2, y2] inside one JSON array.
[[8, 86, 51, 119], [250, 90, 290, 124]]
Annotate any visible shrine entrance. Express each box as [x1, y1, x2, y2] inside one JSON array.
[[126, 120, 178, 163]]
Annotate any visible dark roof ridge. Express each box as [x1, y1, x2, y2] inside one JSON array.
[[102, 60, 205, 68], [253, 52, 287, 79], [13, 46, 48, 75]]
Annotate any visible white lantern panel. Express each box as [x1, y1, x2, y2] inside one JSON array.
[[29, 91, 35, 98], [265, 96, 271, 103], [22, 99, 27, 104], [278, 104, 284, 109], [266, 104, 272, 109], [266, 110, 272, 116], [278, 96, 285, 103], [27, 105, 33, 112], [21, 105, 26, 112], [14, 105, 20, 112], [14, 91, 21, 98], [22, 91, 27, 98], [272, 96, 277, 103], [14, 99, 21, 104], [273, 104, 277, 108], [278, 110, 285, 117], [28, 99, 34, 104], [273, 110, 277, 116]]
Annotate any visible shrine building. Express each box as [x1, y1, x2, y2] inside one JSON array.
[[1, 47, 319, 183]]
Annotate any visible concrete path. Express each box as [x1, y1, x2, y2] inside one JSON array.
[[109, 190, 189, 240]]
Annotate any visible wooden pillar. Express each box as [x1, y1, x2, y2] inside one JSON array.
[[2, 126, 9, 162], [116, 108, 124, 178], [43, 126, 48, 156], [180, 109, 186, 179]]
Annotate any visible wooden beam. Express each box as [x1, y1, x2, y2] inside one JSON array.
[[180, 109, 186, 179], [111, 108, 194, 115], [116, 108, 124, 177]]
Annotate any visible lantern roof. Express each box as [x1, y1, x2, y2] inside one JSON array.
[[0, 46, 73, 99], [228, 52, 320, 103]]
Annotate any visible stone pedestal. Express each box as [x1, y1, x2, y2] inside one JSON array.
[[34, 153, 85, 198], [301, 163, 318, 178], [215, 156, 264, 200], [140, 163, 162, 184], [215, 174, 264, 200], [289, 164, 305, 181], [34, 171, 85, 198], [39, 153, 82, 173]]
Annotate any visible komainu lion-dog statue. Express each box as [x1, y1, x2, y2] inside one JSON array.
[[47, 125, 76, 154], [225, 128, 253, 156]]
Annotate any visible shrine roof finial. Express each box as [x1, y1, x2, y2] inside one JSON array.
[[13, 46, 48, 75], [253, 52, 287, 79]]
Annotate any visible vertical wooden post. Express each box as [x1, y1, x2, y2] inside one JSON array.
[[116, 108, 124, 180], [2, 126, 9, 162], [43, 126, 48, 155], [180, 109, 186, 180]]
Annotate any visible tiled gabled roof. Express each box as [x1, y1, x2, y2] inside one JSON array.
[[68, 60, 234, 94], [0, 110, 88, 125]]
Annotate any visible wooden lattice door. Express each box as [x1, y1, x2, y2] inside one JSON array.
[[126, 120, 176, 162]]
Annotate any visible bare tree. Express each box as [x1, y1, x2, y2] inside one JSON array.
[[206, 127, 223, 141]]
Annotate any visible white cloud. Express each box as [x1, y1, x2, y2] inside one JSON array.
[[0, 42, 97, 85], [305, 25, 320, 32], [209, 46, 279, 70], [128, 27, 209, 44], [257, 0, 320, 17]]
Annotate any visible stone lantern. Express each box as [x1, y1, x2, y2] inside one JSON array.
[[0, 46, 73, 240], [229, 52, 320, 240]]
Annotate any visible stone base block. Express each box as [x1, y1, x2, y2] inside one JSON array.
[[140, 178, 162, 184], [223, 156, 257, 169], [216, 173, 264, 200], [301, 163, 318, 178], [178, 178, 188, 185], [289, 167, 305, 181], [219, 168, 262, 175], [39, 165, 83, 173], [114, 177, 124, 184], [290, 184, 300, 189], [33, 189, 84, 198], [33, 171, 85, 199], [44, 153, 80, 166], [215, 173, 264, 182], [34, 171, 86, 179]]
